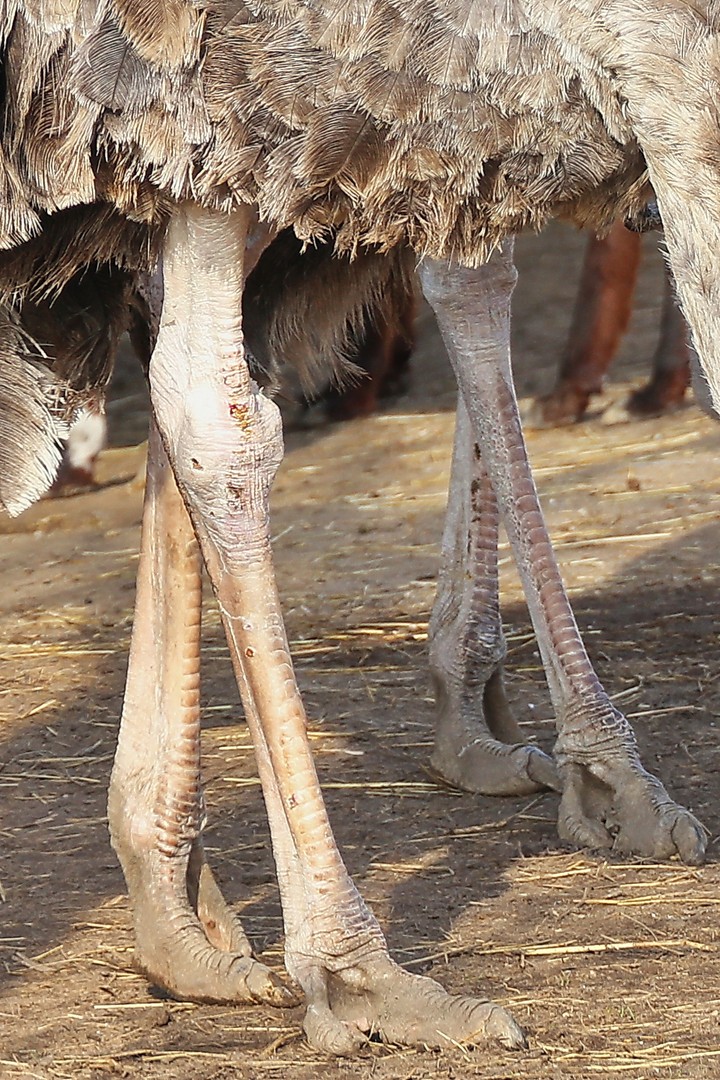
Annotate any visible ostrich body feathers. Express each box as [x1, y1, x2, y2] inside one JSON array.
[[0, 0, 718, 510], [0, 0, 664, 266]]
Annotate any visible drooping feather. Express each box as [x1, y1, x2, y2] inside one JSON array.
[[109, 0, 203, 70], [0, 319, 68, 515], [71, 16, 165, 113], [242, 230, 415, 393]]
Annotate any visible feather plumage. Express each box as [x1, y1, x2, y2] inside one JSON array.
[[3, 0, 720, 508], [243, 230, 415, 393], [0, 319, 68, 515], [0, 0, 660, 268], [109, 0, 203, 70], [71, 16, 164, 112]]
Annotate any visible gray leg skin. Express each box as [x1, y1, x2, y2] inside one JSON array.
[[108, 419, 294, 1005], [148, 202, 526, 1055], [420, 246, 706, 864], [429, 395, 558, 795]]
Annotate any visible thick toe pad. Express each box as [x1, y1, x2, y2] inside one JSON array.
[[304, 1003, 367, 1056], [557, 760, 707, 864], [303, 957, 526, 1054], [431, 737, 559, 796], [136, 924, 299, 1006]]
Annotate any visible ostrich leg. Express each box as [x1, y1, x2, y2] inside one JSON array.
[[429, 394, 558, 794], [420, 243, 706, 864], [528, 222, 642, 427], [624, 273, 691, 417], [108, 418, 294, 1005], [148, 202, 525, 1054]]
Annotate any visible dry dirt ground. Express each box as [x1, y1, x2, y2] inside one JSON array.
[[2, 225, 720, 1080]]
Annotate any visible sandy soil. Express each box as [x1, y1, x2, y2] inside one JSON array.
[[2, 225, 719, 1080]]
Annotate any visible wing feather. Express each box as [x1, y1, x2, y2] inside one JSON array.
[[0, 319, 67, 516]]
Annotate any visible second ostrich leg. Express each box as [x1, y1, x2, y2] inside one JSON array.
[[147, 201, 525, 1054], [530, 222, 642, 427], [625, 273, 691, 417], [108, 420, 294, 1005], [420, 243, 706, 864], [429, 395, 558, 795]]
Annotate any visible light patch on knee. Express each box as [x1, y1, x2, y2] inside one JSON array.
[[165, 380, 246, 468]]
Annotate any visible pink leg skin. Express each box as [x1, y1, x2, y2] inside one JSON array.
[[108, 419, 294, 1005], [420, 245, 705, 865], [147, 202, 525, 1055], [429, 396, 559, 795]]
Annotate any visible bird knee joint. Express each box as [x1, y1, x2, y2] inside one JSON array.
[[169, 387, 284, 495]]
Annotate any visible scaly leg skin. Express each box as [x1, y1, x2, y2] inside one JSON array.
[[108, 418, 294, 1006], [420, 245, 706, 864], [149, 202, 525, 1055], [429, 394, 558, 795]]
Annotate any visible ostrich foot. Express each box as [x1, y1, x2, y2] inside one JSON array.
[[430, 730, 558, 796], [521, 385, 591, 428], [130, 841, 298, 1006], [556, 753, 706, 864], [420, 251, 704, 864], [600, 385, 687, 426], [109, 420, 297, 1008], [428, 396, 559, 798], [300, 953, 526, 1055], [432, 669, 559, 796]]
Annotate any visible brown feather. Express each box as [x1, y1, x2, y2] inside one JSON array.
[[0, 0, 660, 271], [71, 16, 163, 111], [243, 229, 415, 393], [110, 0, 203, 70]]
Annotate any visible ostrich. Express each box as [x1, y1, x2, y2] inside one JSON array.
[[50, 395, 106, 490], [528, 221, 692, 426], [315, 221, 694, 430], [315, 220, 692, 429], [49, 241, 416, 483], [0, 0, 716, 1056], [48, 220, 691, 486]]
